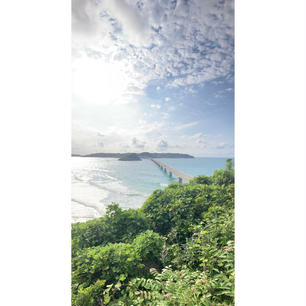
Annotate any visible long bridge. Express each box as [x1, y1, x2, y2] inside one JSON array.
[[151, 158, 194, 183]]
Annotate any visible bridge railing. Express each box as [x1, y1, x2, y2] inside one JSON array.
[[151, 158, 194, 182]]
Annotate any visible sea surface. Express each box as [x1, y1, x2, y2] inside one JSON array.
[[71, 157, 229, 223]]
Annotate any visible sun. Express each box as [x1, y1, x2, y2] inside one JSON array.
[[72, 56, 131, 105]]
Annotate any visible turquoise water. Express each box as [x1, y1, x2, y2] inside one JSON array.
[[71, 157, 229, 222]]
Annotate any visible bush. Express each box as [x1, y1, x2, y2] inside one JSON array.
[[72, 166, 235, 306], [117, 266, 232, 306], [72, 231, 166, 305], [212, 169, 234, 186], [72, 280, 106, 306], [142, 182, 234, 243], [72, 203, 150, 255], [190, 175, 212, 185]]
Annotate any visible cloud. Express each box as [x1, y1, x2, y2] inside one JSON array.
[[161, 112, 169, 119], [72, 0, 103, 38], [216, 142, 226, 149], [191, 132, 207, 148], [132, 137, 146, 149], [214, 87, 234, 99], [175, 121, 199, 131], [71, 0, 234, 156], [120, 143, 130, 150], [192, 132, 206, 141], [156, 139, 168, 151], [72, 121, 106, 154], [72, 0, 234, 95], [97, 132, 105, 147], [102, 0, 150, 46], [150, 104, 161, 109]]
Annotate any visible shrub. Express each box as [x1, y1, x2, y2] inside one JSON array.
[[142, 182, 234, 243], [212, 169, 234, 186], [72, 231, 166, 305], [72, 167, 235, 306], [72, 203, 150, 255], [190, 175, 212, 185], [117, 266, 233, 306]]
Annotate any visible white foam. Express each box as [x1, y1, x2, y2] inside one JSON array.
[[71, 158, 153, 222], [160, 183, 169, 187], [71, 200, 100, 223]]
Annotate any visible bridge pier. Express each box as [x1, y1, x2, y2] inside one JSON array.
[[178, 177, 182, 183], [169, 171, 172, 177]]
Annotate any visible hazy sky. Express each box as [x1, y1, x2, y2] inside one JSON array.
[[72, 0, 234, 157]]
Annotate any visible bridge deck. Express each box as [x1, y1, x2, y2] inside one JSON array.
[[151, 158, 194, 182]]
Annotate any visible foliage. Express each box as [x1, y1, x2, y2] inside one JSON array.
[[225, 158, 234, 170], [190, 175, 212, 185], [71, 162, 235, 306], [118, 153, 141, 161], [72, 279, 106, 306], [141, 179, 234, 243], [118, 267, 213, 306], [212, 169, 234, 186], [72, 231, 165, 306], [72, 203, 150, 255], [168, 205, 235, 304]]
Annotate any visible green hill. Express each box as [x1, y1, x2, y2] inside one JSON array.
[[118, 153, 141, 161]]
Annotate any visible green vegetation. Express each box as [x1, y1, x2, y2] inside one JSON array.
[[225, 158, 234, 170], [118, 153, 142, 161], [72, 160, 234, 306]]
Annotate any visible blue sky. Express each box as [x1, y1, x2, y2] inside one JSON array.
[[72, 0, 234, 157]]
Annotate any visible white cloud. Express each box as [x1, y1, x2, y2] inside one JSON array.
[[216, 142, 226, 149], [72, 0, 234, 96], [175, 121, 199, 131], [156, 139, 168, 151], [161, 112, 169, 119], [101, 0, 150, 47], [72, 0, 104, 38], [71, 0, 234, 155], [132, 137, 146, 149], [191, 132, 206, 140], [72, 121, 106, 154], [191, 133, 207, 147], [150, 104, 161, 109]]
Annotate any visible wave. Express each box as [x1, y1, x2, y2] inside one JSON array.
[[71, 198, 104, 216], [160, 183, 169, 187]]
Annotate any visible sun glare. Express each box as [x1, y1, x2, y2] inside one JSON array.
[[73, 57, 131, 105]]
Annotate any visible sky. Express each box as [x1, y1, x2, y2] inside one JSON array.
[[72, 0, 234, 157]]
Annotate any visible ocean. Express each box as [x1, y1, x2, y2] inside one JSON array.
[[71, 157, 229, 223]]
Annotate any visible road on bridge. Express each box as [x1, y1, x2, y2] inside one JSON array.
[[151, 158, 194, 182]]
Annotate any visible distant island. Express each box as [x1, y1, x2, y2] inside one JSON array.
[[118, 153, 142, 161], [72, 152, 194, 159]]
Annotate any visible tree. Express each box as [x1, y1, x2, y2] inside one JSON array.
[[225, 158, 234, 170]]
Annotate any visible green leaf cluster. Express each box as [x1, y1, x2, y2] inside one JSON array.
[[71, 166, 235, 306], [72, 204, 150, 255]]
